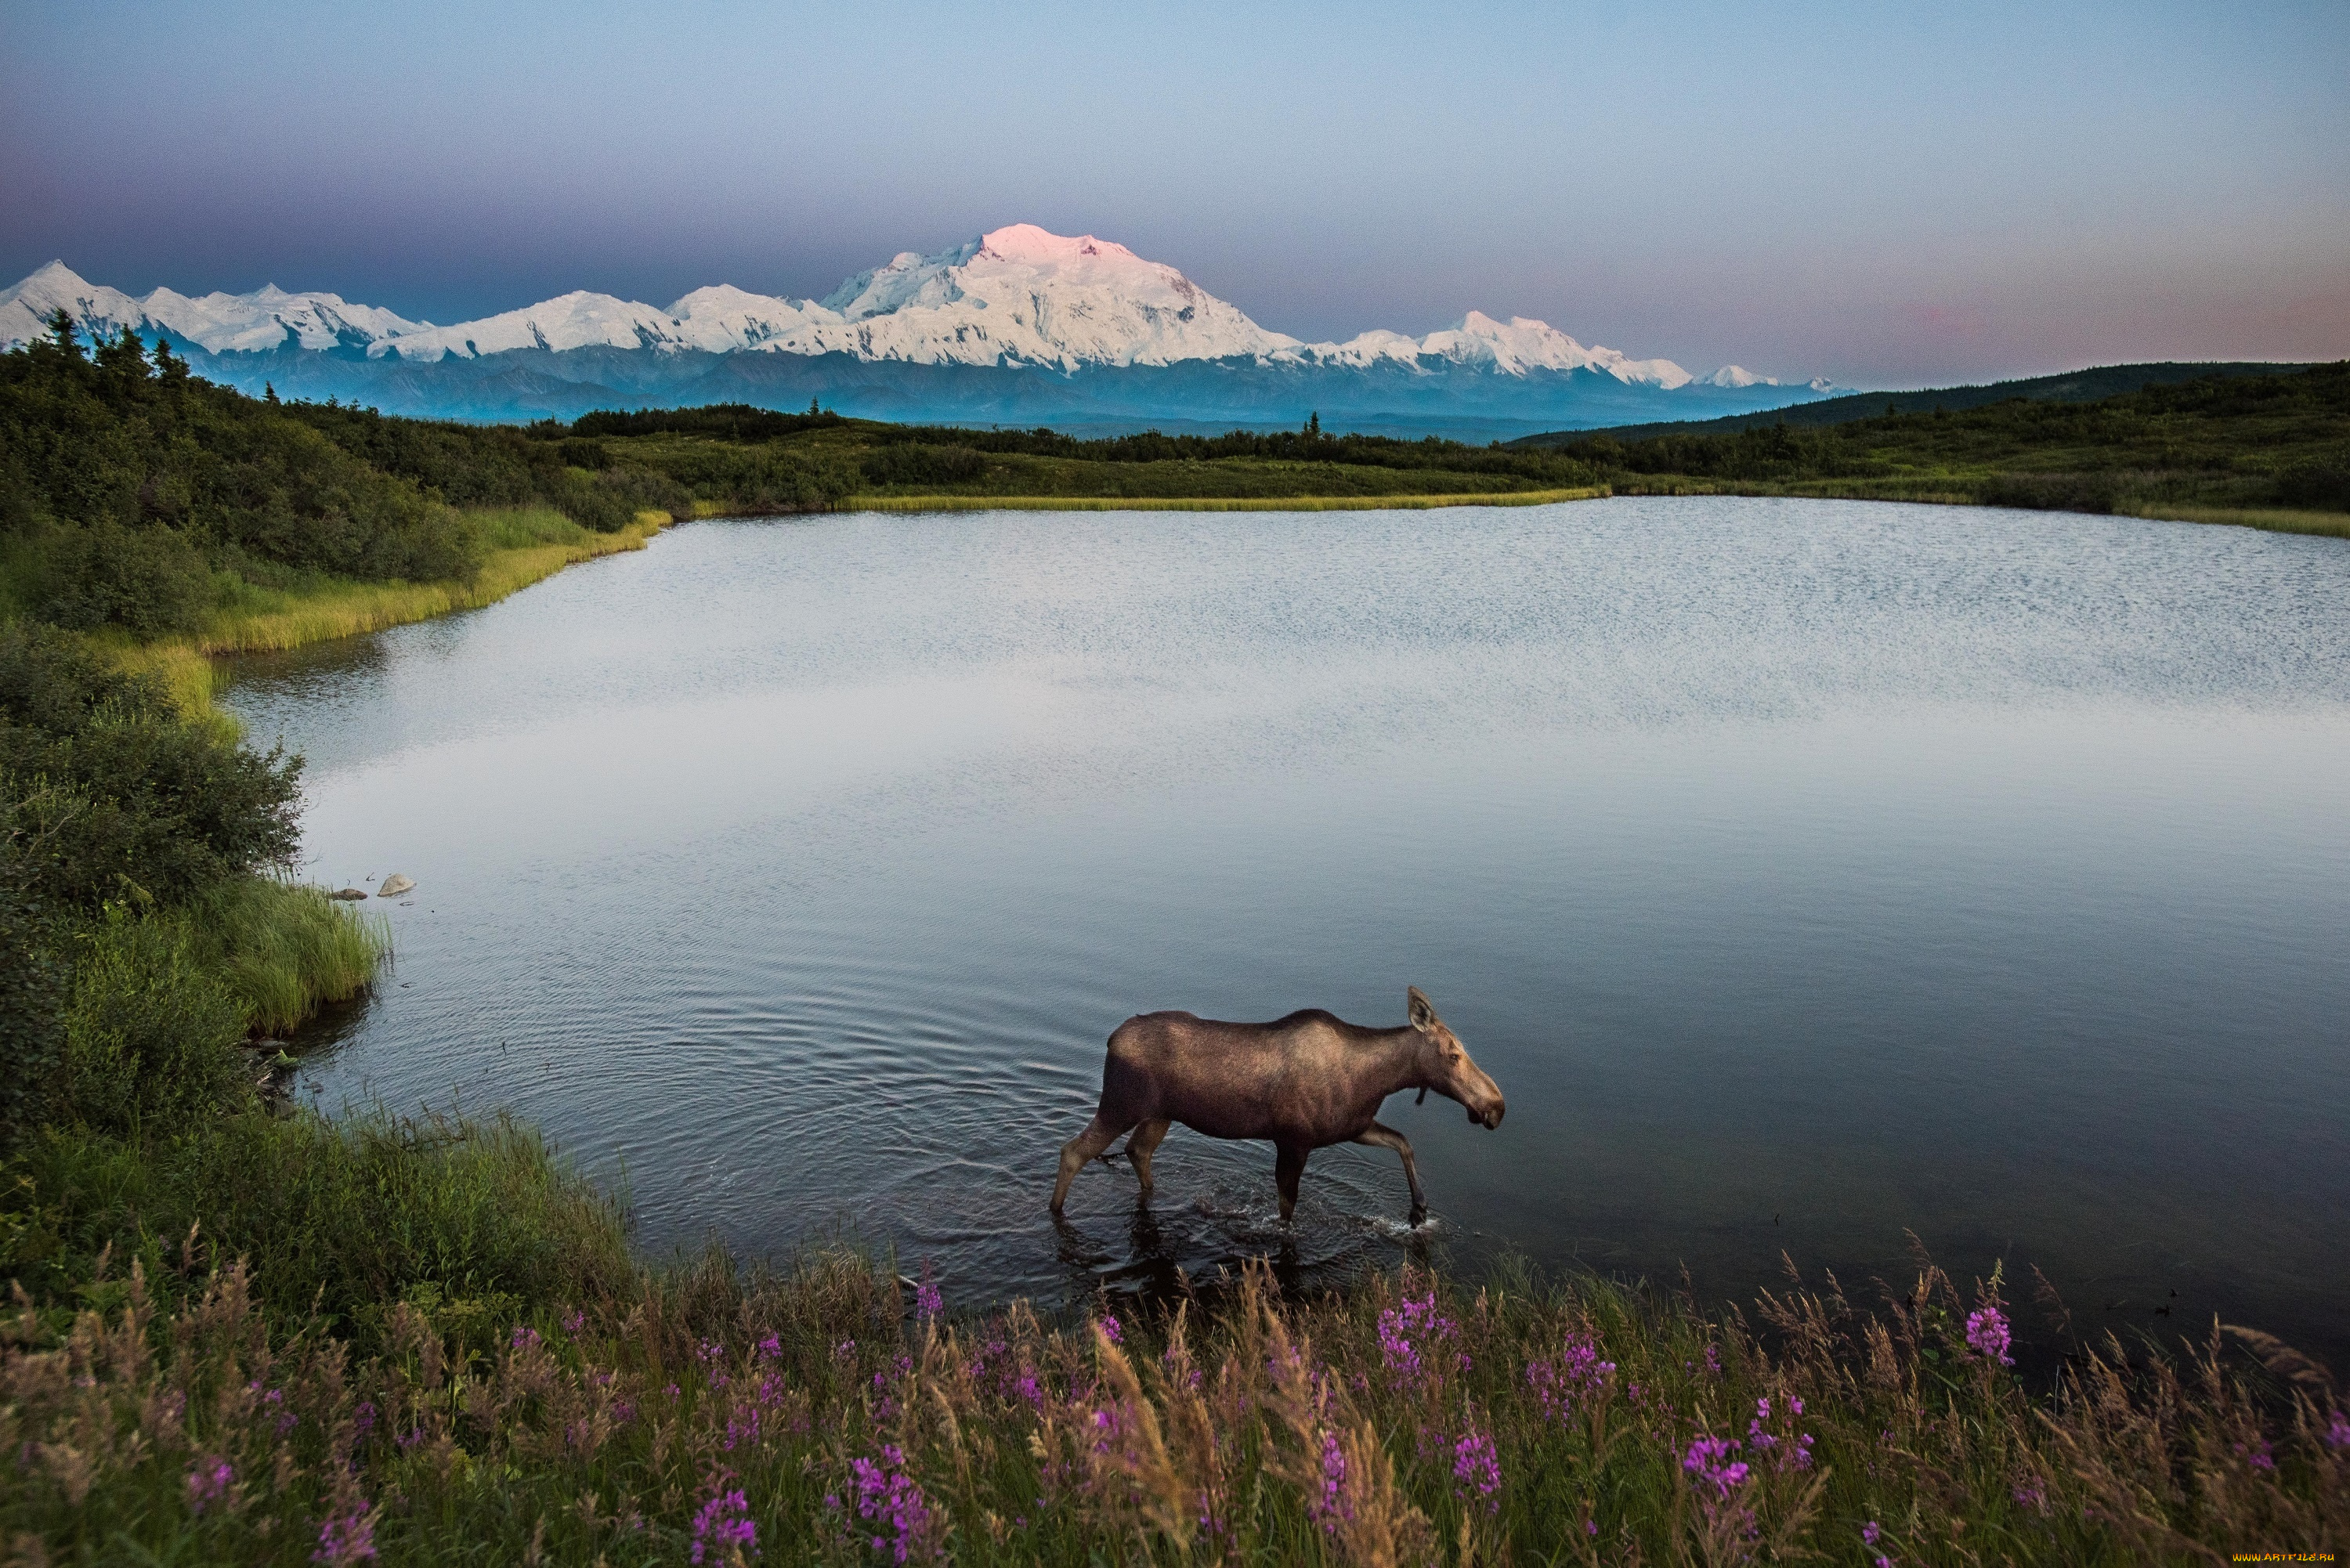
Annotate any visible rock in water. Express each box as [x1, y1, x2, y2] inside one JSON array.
[[378, 874, 415, 897], [331, 887, 367, 901]]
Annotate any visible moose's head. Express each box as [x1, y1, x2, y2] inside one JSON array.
[[1408, 986, 1506, 1129]]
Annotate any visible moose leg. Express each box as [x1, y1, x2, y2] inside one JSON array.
[[1352, 1121, 1428, 1227], [1051, 1111, 1137, 1212], [1273, 1143, 1309, 1224], [1125, 1118, 1172, 1195]]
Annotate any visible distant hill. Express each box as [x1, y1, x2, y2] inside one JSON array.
[[1506, 362, 2312, 447]]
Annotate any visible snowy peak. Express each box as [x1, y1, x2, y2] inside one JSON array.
[[807, 224, 1300, 367], [2, 233, 1810, 391]]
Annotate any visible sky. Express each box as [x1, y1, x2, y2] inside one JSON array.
[[2, 0, 2345, 388]]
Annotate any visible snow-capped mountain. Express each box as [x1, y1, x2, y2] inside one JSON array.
[[0, 260, 429, 356], [0, 229, 1829, 433]]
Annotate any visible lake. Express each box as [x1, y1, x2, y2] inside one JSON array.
[[221, 497, 2350, 1362]]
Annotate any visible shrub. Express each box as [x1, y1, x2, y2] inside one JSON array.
[[1977, 471, 2123, 513], [861, 442, 988, 487], [2275, 453, 2350, 511], [0, 624, 302, 912], [27, 517, 215, 635], [0, 836, 63, 1147], [58, 906, 251, 1135]]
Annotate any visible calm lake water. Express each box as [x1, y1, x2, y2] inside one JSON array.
[[222, 497, 2350, 1360]]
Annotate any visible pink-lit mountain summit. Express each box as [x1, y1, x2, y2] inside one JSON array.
[[0, 226, 1827, 434]]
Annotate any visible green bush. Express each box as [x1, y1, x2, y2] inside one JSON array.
[[0, 623, 301, 911], [5, 1109, 634, 1344], [2274, 453, 2350, 510], [27, 516, 215, 634], [58, 906, 250, 1135], [0, 837, 63, 1148]]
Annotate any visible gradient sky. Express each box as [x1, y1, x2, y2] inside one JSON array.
[[2, 0, 2345, 388]]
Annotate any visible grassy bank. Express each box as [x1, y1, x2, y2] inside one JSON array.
[[4, 1179, 2343, 1564], [106, 506, 672, 715], [846, 486, 1610, 514], [1511, 361, 2349, 536]]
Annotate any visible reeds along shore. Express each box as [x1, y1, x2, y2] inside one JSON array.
[[5, 1219, 2342, 1566]]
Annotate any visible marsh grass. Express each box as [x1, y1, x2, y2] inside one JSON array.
[[2131, 504, 2350, 540], [2, 1194, 2340, 1566], [848, 486, 1611, 514], [190, 876, 389, 1035]]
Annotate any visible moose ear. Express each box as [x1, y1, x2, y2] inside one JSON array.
[[1408, 986, 1437, 1029]]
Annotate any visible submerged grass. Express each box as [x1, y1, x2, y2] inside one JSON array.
[[1, 1191, 2340, 1565]]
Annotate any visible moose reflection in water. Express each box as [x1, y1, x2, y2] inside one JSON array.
[[1050, 987, 1506, 1226]]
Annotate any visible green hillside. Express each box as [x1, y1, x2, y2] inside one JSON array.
[[1503, 360, 2349, 531], [1515, 360, 2314, 444]]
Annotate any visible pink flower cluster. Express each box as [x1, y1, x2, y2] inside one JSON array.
[[1965, 1305, 2014, 1367], [1376, 1292, 1462, 1387], [833, 1443, 938, 1563], [1681, 1433, 1749, 1499], [1452, 1426, 1501, 1514], [689, 1484, 757, 1565], [1526, 1334, 1615, 1423]]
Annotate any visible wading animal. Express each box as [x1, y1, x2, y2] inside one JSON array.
[[1049, 987, 1505, 1226]]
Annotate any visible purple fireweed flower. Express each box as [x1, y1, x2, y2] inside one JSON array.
[[689, 1486, 757, 1566], [2013, 1478, 2047, 1512], [186, 1456, 233, 1514], [1452, 1427, 1501, 1514], [313, 1502, 376, 1564], [563, 1309, 587, 1335], [1311, 1429, 1352, 1533], [833, 1339, 857, 1364], [352, 1401, 375, 1440], [510, 1325, 541, 1351], [915, 1266, 943, 1320], [1097, 1313, 1122, 1345], [1682, 1434, 1750, 1499], [1704, 1343, 1723, 1376], [1527, 1335, 1616, 1423], [2327, 1410, 2350, 1450], [1863, 1520, 1882, 1545], [845, 1444, 937, 1563], [756, 1333, 782, 1362], [1965, 1305, 2015, 1366]]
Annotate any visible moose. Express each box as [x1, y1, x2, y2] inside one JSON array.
[[1049, 987, 1506, 1226]]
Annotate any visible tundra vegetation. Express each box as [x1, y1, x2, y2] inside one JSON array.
[[2, 323, 2345, 1560]]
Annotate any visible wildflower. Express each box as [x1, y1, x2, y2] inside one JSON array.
[[1452, 1426, 1502, 1514], [2012, 1478, 2047, 1512], [1704, 1343, 1723, 1376], [1097, 1313, 1121, 1346], [1863, 1520, 1881, 1545], [1526, 1334, 1615, 1422], [756, 1333, 782, 1361], [1310, 1429, 1352, 1533], [916, 1267, 943, 1320], [1964, 1305, 2014, 1367], [1682, 1434, 1749, 1500], [563, 1309, 588, 1335], [833, 1339, 857, 1363], [1377, 1291, 1462, 1387], [2327, 1410, 2350, 1450], [352, 1401, 376, 1440], [186, 1456, 233, 1514], [510, 1324, 541, 1352], [841, 1444, 938, 1563], [313, 1502, 376, 1563], [689, 1486, 757, 1565]]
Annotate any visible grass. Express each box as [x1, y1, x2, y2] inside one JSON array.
[[2129, 503, 2350, 540], [1, 1189, 2341, 1565], [98, 507, 674, 719], [192, 876, 391, 1036], [844, 486, 1611, 514]]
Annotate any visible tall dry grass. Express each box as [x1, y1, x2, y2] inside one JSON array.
[[3, 1237, 2338, 1564]]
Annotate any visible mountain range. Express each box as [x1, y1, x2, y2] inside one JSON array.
[[1, 225, 1831, 435]]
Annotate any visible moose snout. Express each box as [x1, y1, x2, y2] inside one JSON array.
[[1470, 1099, 1505, 1130]]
